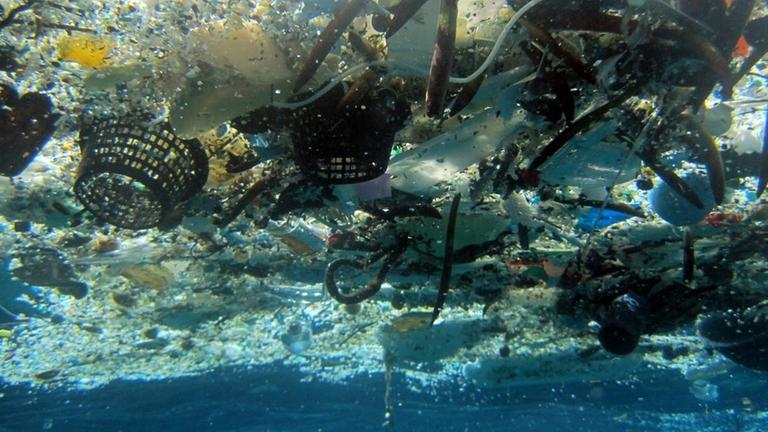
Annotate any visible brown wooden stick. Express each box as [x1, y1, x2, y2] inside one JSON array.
[[683, 227, 695, 283], [449, 73, 486, 116], [425, 0, 457, 117], [519, 17, 596, 84], [293, 0, 367, 93], [681, 117, 726, 205], [431, 193, 461, 324]]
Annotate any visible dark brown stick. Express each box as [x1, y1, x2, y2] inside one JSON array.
[[431, 193, 461, 324], [683, 227, 695, 283], [425, 0, 457, 117], [519, 17, 596, 85], [293, 0, 367, 93], [681, 117, 725, 205]]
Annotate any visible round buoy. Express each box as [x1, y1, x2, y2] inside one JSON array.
[[649, 172, 715, 226]]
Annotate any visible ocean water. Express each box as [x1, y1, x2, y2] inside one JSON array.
[[2, 0, 768, 431], [1, 362, 767, 431]]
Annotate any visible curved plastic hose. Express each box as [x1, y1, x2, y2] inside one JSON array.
[[273, 0, 547, 109], [272, 61, 388, 109], [450, 0, 546, 84], [324, 258, 385, 304], [324, 244, 406, 305]]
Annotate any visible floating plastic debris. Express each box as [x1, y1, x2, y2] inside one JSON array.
[[33, 369, 61, 382], [333, 173, 393, 203], [396, 200, 510, 258], [575, 208, 633, 231], [1, 3, 768, 428], [538, 121, 640, 198], [701, 104, 733, 136], [0, 85, 59, 177], [83, 63, 153, 91], [111, 292, 137, 309], [267, 218, 330, 257], [280, 318, 313, 355], [387, 73, 531, 195], [119, 264, 174, 291], [169, 21, 295, 138], [649, 172, 715, 226], [689, 379, 719, 402], [57, 34, 114, 69], [290, 81, 411, 184], [74, 118, 209, 229], [378, 316, 494, 363], [10, 247, 88, 299], [598, 293, 647, 355], [698, 302, 768, 372]]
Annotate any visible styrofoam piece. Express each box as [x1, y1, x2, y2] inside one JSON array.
[[388, 107, 531, 195], [538, 120, 640, 199]]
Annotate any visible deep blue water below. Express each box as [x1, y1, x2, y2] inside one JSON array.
[[1, 365, 766, 432]]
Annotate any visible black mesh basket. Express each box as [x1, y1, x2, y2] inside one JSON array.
[[294, 132, 394, 184], [290, 86, 409, 184], [74, 118, 209, 229]]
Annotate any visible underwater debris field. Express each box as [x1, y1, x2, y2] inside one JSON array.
[[1, 0, 768, 429]]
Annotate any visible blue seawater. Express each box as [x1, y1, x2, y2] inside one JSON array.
[[1, 365, 767, 432]]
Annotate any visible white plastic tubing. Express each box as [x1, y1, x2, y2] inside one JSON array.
[[272, 0, 547, 110]]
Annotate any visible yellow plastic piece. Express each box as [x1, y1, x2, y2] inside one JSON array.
[[120, 264, 174, 291], [58, 35, 115, 69], [390, 312, 433, 333]]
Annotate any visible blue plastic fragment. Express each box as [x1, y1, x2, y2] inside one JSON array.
[[576, 208, 632, 231]]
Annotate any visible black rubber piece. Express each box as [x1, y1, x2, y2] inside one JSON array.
[[599, 293, 646, 355]]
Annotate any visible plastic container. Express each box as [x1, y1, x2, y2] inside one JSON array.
[[266, 218, 330, 256], [649, 171, 715, 226], [292, 86, 409, 184], [74, 118, 209, 229]]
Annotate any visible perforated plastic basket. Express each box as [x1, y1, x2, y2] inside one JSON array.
[[294, 134, 393, 184], [291, 87, 408, 184], [74, 118, 208, 229]]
